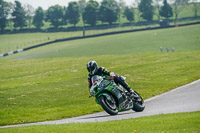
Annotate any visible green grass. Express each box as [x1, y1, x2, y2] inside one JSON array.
[[0, 24, 161, 54], [0, 24, 200, 126], [0, 52, 200, 126], [0, 111, 200, 133], [0, 31, 83, 54], [0, 25, 155, 54], [8, 24, 200, 59]]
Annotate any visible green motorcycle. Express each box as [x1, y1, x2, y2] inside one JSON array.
[[90, 75, 145, 115]]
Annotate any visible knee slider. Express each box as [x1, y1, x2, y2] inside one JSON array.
[[119, 76, 126, 81]]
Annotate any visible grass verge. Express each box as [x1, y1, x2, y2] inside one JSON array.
[[0, 111, 200, 133]]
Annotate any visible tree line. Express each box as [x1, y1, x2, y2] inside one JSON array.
[[0, 0, 199, 31]]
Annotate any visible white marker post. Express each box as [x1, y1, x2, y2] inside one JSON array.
[[0, 54, 4, 58], [8, 51, 14, 55], [17, 49, 24, 53]]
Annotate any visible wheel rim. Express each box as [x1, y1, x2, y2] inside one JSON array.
[[105, 97, 117, 110]]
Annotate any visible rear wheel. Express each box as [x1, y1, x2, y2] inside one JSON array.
[[99, 95, 118, 115], [132, 91, 145, 112]]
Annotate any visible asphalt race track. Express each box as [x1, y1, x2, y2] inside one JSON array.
[[1, 79, 200, 128]]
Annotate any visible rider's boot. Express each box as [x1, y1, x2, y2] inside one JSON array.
[[123, 84, 139, 99], [114, 76, 139, 99]]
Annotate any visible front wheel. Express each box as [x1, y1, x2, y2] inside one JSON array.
[[99, 95, 118, 115], [132, 91, 145, 112]]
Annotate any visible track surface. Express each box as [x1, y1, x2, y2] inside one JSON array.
[[1, 79, 200, 128]]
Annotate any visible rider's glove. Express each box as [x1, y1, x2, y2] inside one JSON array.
[[108, 76, 115, 80]]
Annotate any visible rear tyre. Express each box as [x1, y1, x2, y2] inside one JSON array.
[[99, 95, 118, 115], [132, 91, 145, 112]]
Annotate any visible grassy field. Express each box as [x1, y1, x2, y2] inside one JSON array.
[[0, 31, 83, 54], [7, 24, 200, 59], [0, 24, 200, 126], [1, 22, 200, 55], [1, 52, 200, 126], [0, 25, 157, 54], [0, 111, 200, 133]]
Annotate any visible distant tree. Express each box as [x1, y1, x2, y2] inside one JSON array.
[[66, 2, 80, 27], [78, 0, 87, 26], [123, 6, 134, 23], [191, 0, 199, 18], [0, 0, 10, 31], [82, 0, 99, 26], [118, 0, 126, 24], [153, 0, 162, 20], [6, 2, 14, 30], [24, 4, 34, 29], [12, 1, 27, 29], [132, 0, 141, 22], [78, 0, 86, 15], [139, 0, 154, 21], [33, 7, 44, 29], [159, 0, 173, 19], [99, 0, 120, 25], [45, 5, 65, 28], [171, 0, 189, 23]]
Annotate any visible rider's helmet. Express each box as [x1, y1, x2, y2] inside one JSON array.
[[87, 61, 98, 75]]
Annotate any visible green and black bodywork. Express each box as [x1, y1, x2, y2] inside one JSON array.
[[91, 75, 145, 115]]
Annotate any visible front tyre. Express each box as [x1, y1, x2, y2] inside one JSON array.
[[132, 91, 145, 112], [99, 95, 118, 115]]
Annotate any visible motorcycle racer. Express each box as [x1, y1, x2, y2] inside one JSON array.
[[86, 61, 137, 98]]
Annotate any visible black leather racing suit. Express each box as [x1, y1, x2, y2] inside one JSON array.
[[88, 67, 132, 92]]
